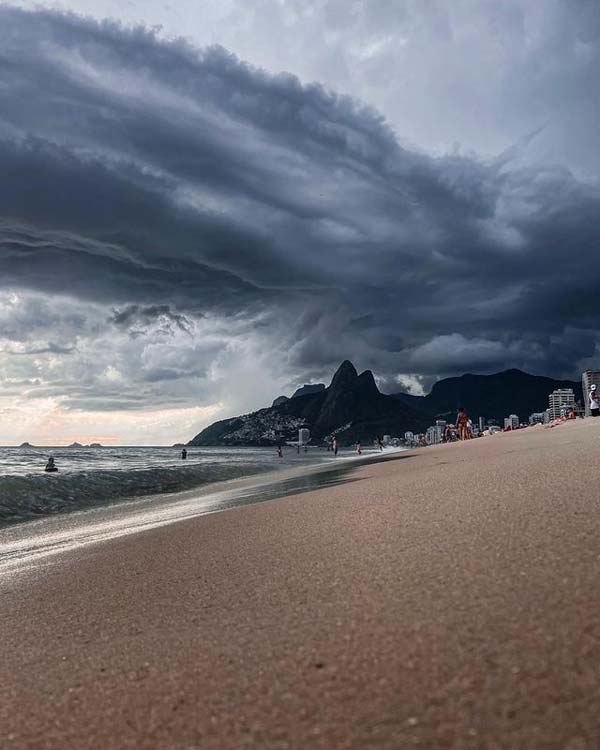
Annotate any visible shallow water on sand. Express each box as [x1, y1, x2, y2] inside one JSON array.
[[0, 450, 410, 575]]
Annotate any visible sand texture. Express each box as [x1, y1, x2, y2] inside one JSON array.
[[2, 420, 600, 749]]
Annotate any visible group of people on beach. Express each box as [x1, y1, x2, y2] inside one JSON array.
[[442, 407, 473, 442]]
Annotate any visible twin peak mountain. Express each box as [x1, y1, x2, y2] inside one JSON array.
[[188, 361, 582, 447], [188, 361, 419, 446]]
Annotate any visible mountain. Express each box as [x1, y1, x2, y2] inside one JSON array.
[[188, 361, 430, 446], [272, 384, 325, 407], [392, 369, 583, 422], [291, 383, 325, 399]]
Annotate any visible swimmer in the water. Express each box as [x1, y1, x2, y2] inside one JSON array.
[[45, 456, 58, 472]]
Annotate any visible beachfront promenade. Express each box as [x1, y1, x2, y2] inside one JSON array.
[[2, 420, 600, 749]]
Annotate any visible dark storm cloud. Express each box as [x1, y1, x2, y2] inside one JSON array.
[[3, 342, 77, 355], [111, 305, 193, 335], [1, 3, 600, 400]]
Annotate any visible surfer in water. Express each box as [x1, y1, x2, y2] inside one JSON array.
[[181, 448, 187, 459], [44, 457, 58, 472]]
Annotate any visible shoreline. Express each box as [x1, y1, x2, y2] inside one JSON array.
[[0, 447, 408, 575], [3, 419, 600, 748]]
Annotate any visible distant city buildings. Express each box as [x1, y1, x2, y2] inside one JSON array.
[[422, 419, 450, 445], [582, 370, 600, 416], [529, 412, 545, 425], [298, 428, 310, 445], [548, 389, 575, 420], [504, 414, 519, 430]]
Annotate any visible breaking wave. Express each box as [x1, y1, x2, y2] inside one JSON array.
[[0, 462, 271, 527]]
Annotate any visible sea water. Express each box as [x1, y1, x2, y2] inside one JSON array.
[[0, 444, 354, 526]]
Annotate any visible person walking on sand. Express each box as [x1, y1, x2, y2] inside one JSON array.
[[590, 385, 599, 417], [456, 407, 469, 440]]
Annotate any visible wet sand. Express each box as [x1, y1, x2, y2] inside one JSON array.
[[3, 420, 600, 749]]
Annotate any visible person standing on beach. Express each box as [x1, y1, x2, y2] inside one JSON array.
[[356, 441, 362, 455], [277, 445, 283, 458], [590, 385, 599, 416], [332, 436, 338, 456], [456, 407, 469, 440]]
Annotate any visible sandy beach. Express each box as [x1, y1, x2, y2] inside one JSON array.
[[3, 420, 600, 749]]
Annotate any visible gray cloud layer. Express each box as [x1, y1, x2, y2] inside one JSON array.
[[1, 5, 600, 434]]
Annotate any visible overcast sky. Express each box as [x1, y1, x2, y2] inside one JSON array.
[[1, 1, 600, 444]]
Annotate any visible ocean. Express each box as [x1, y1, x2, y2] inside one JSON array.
[[0, 444, 362, 527]]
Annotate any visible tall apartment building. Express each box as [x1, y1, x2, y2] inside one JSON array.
[[426, 422, 446, 445], [582, 370, 600, 416], [548, 389, 574, 420]]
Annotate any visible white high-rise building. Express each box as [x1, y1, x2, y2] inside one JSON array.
[[582, 370, 600, 416], [298, 428, 310, 445], [426, 425, 444, 445], [548, 389, 574, 420]]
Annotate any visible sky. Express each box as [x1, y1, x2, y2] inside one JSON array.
[[1, 1, 600, 445]]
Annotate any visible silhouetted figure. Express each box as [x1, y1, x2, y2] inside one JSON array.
[[590, 385, 599, 417], [332, 436, 338, 456], [44, 456, 58, 472], [181, 448, 187, 459], [456, 407, 469, 440], [277, 445, 283, 458], [377, 437, 384, 451]]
